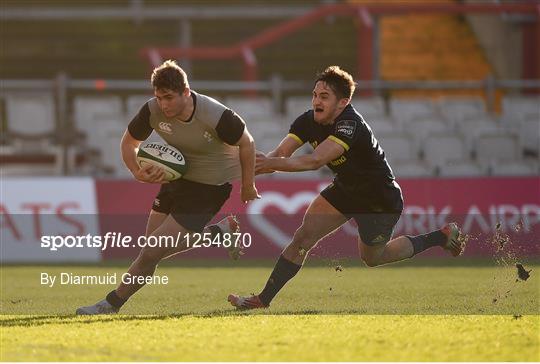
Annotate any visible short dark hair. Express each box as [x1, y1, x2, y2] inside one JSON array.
[[315, 66, 356, 99], [151, 60, 189, 94]]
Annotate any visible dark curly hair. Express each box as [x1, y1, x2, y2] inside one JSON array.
[[315, 66, 356, 100], [151, 60, 189, 94]]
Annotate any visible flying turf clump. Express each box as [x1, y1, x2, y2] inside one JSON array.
[[515, 263, 532, 282]]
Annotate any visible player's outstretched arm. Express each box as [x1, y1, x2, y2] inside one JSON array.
[[255, 135, 304, 175], [235, 129, 261, 203], [266, 135, 303, 158], [257, 138, 344, 173], [120, 129, 165, 184]]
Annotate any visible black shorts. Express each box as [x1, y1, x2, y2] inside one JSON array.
[[151, 179, 232, 232], [320, 178, 403, 246]]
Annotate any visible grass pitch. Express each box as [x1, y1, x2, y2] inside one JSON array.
[[1, 260, 539, 361]]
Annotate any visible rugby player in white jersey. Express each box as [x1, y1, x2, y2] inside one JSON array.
[[77, 60, 260, 314]]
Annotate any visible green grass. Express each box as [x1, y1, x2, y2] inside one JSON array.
[[1, 315, 538, 361], [1, 262, 539, 361]]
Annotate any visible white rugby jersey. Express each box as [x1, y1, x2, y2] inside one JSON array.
[[128, 91, 245, 185]]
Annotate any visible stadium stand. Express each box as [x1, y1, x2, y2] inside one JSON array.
[[73, 96, 125, 174], [490, 160, 538, 176], [501, 95, 540, 122], [456, 116, 502, 149], [438, 159, 486, 177], [376, 131, 417, 164], [248, 120, 288, 152], [391, 160, 433, 178], [351, 96, 386, 120], [518, 117, 540, 155], [93, 115, 129, 176], [368, 116, 399, 134], [1, 92, 64, 175], [224, 96, 278, 123], [1, 89, 537, 179], [474, 131, 521, 164], [1, 2, 538, 179], [438, 96, 487, 123], [5, 92, 56, 137], [500, 96, 539, 156], [285, 96, 312, 118], [373, 2, 495, 99], [389, 98, 439, 124], [422, 132, 468, 167], [406, 117, 452, 143], [73, 96, 124, 146], [126, 95, 153, 120]]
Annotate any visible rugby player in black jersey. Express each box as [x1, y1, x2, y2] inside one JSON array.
[[228, 66, 464, 309]]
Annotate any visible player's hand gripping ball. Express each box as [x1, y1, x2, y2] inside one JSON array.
[[136, 142, 188, 181]]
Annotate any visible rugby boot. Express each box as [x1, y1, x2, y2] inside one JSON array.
[[227, 294, 268, 310], [212, 215, 244, 260], [441, 222, 464, 257], [76, 299, 118, 315]]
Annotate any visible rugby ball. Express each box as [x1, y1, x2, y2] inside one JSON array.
[[136, 142, 187, 181]]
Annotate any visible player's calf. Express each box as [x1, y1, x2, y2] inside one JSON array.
[[360, 255, 382, 267], [407, 222, 465, 257], [282, 227, 321, 264], [137, 247, 167, 267], [77, 248, 164, 315]]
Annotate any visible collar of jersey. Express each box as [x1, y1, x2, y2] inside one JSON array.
[[174, 92, 197, 124]]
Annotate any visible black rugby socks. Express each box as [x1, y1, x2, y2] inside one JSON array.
[[259, 255, 302, 306], [407, 230, 446, 256], [106, 290, 127, 309]]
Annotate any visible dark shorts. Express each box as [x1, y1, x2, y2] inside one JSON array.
[[320, 178, 404, 246], [151, 179, 232, 232]]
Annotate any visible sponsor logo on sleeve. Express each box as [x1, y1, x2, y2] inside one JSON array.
[[335, 120, 357, 139]]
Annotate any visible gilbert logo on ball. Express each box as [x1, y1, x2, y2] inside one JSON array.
[[136, 142, 188, 181]]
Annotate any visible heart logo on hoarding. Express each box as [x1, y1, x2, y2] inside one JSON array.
[[245, 183, 362, 248], [247, 191, 318, 248]]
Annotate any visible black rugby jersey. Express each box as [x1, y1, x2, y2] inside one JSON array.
[[288, 104, 395, 185]]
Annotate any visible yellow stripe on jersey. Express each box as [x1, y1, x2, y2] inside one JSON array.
[[328, 135, 350, 151], [287, 133, 304, 145]]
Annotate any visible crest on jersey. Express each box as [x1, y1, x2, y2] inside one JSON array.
[[158, 122, 173, 134], [335, 120, 357, 139], [203, 131, 214, 142]]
